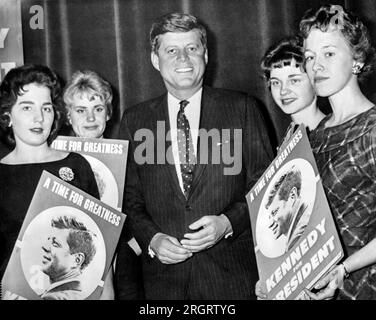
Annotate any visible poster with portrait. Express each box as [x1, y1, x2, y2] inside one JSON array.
[[1, 171, 126, 300], [246, 124, 343, 300], [52, 136, 129, 211]]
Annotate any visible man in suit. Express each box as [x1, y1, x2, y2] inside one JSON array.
[[118, 12, 273, 299], [40, 216, 97, 300], [266, 166, 310, 252]]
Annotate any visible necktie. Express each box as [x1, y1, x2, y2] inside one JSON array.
[[177, 100, 196, 197]]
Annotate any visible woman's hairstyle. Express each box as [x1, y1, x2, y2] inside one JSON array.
[[63, 70, 113, 119], [150, 12, 207, 54], [261, 36, 305, 83], [0, 64, 64, 147], [299, 4, 375, 79]]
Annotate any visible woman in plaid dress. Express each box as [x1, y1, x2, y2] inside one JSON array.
[[301, 4, 376, 300]]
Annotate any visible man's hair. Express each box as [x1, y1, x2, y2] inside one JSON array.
[[150, 12, 207, 54], [299, 4, 375, 80], [63, 70, 113, 119], [265, 167, 302, 209], [0, 64, 64, 147], [51, 216, 97, 271], [261, 36, 306, 83]]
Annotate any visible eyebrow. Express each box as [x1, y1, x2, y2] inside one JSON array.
[[322, 45, 338, 49], [165, 42, 200, 49], [270, 74, 302, 80], [73, 104, 104, 108], [305, 45, 338, 53], [19, 101, 52, 106]]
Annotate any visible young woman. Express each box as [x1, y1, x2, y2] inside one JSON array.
[[0, 65, 112, 299], [63, 70, 144, 300], [63, 70, 113, 139], [300, 4, 376, 300], [255, 36, 326, 299], [261, 36, 325, 134]]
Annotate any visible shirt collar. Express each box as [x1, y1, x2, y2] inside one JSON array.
[[46, 275, 82, 292], [168, 88, 203, 111]]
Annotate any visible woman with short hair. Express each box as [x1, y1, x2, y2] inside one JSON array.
[[300, 4, 376, 300]]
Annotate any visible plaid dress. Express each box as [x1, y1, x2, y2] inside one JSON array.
[[310, 106, 376, 300]]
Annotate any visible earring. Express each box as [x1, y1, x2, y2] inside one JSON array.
[[352, 64, 362, 75], [8, 120, 12, 128]]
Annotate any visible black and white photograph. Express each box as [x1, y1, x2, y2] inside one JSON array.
[[1, 0, 376, 311]]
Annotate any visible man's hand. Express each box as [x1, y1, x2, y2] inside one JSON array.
[[180, 214, 232, 252], [150, 232, 193, 264], [304, 264, 346, 300]]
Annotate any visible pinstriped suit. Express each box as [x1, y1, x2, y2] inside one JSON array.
[[119, 86, 273, 299]]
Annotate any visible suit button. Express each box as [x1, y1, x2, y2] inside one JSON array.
[[185, 205, 192, 210]]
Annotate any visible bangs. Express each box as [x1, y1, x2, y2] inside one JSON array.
[[268, 50, 304, 71], [67, 87, 104, 106], [270, 58, 302, 70]]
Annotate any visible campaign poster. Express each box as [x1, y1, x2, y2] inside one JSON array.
[[246, 124, 343, 300], [52, 136, 129, 211], [1, 171, 126, 300]]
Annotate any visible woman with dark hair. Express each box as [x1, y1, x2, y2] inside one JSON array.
[[255, 36, 325, 300], [261, 36, 325, 134], [0, 64, 112, 299], [300, 4, 376, 300]]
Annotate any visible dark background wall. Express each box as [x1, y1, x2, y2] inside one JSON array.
[[2, 0, 376, 157]]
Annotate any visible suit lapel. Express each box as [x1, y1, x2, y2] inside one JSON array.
[[189, 87, 219, 199]]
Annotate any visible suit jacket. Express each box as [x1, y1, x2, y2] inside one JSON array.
[[118, 86, 273, 299], [40, 279, 82, 300]]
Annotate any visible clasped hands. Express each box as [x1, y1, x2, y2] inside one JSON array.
[[149, 214, 232, 264]]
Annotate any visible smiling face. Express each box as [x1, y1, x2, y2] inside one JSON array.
[[151, 30, 208, 99], [268, 196, 294, 240], [41, 228, 79, 281], [267, 185, 300, 240], [67, 93, 109, 139], [304, 28, 357, 97], [269, 62, 316, 115], [9, 83, 54, 148]]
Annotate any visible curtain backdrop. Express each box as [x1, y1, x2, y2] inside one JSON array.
[[15, 0, 376, 144]]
